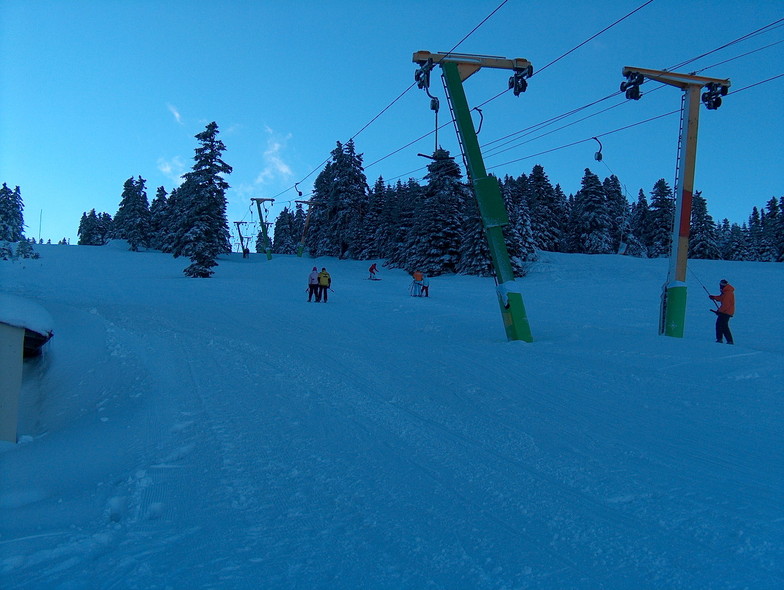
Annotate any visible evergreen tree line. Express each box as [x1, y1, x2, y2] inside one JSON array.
[[270, 141, 784, 272], [70, 133, 783, 278]]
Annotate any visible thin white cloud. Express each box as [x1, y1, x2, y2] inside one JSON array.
[[167, 103, 183, 125], [254, 127, 293, 184], [157, 156, 187, 185]]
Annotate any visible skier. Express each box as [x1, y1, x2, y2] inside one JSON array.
[[307, 266, 319, 302], [368, 263, 378, 280], [709, 279, 735, 344], [411, 270, 424, 297], [317, 267, 332, 303]]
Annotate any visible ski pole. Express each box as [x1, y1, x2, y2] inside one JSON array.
[[689, 267, 719, 308]]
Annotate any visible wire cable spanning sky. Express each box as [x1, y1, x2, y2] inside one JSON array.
[[1, 0, 782, 244]]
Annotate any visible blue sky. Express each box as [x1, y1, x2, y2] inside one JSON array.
[[1, 0, 782, 244]]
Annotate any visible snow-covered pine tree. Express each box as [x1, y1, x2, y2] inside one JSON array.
[[552, 184, 570, 252], [0, 183, 25, 242], [501, 175, 536, 269], [404, 149, 467, 275], [722, 222, 752, 261], [382, 179, 422, 269], [602, 175, 630, 253], [526, 165, 562, 251], [305, 140, 369, 258], [113, 176, 151, 251], [568, 168, 613, 254], [747, 206, 778, 261], [78, 210, 97, 245], [762, 196, 783, 261], [688, 191, 721, 259], [457, 192, 493, 276], [272, 207, 298, 254], [355, 176, 386, 260], [628, 189, 650, 257], [647, 178, 675, 258], [172, 122, 233, 278], [159, 186, 181, 254], [148, 186, 169, 250]]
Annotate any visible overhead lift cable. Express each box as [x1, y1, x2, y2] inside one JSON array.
[[268, 0, 511, 205]]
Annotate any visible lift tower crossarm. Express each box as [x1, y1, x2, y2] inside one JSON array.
[[621, 66, 731, 91], [414, 51, 531, 82]]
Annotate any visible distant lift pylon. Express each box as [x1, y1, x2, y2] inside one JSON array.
[[413, 50, 534, 343], [251, 198, 275, 260]]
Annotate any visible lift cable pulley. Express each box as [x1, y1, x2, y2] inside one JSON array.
[[701, 82, 729, 110], [508, 65, 534, 96]]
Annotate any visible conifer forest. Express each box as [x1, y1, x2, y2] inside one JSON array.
[[3, 122, 783, 275]]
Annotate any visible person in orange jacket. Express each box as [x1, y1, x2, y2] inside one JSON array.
[[709, 279, 735, 344]]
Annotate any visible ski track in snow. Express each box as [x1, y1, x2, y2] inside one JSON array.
[[1, 244, 782, 589]]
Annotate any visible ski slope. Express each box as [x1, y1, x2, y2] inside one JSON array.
[[1, 243, 782, 589]]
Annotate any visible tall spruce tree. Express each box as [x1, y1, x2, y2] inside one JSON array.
[[526, 165, 563, 251], [271, 207, 298, 254], [722, 222, 751, 260], [628, 189, 650, 257], [569, 168, 613, 254], [0, 183, 25, 242], [602, 175, 630, 253], [148, 186, 169, 250], [305, 139, 369, 258], [356, 177, 387, 260], [688, 191, 721, 259], [383, 179, 422, 268], [404, 149, 468, 275], [501, 175, 536, 268], [763, 196, 783, 261], [647, 178, 675, 258], [113, 176, 151, 251], [172, 121, 233, 278]]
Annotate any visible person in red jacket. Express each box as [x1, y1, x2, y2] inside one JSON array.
[[709, 279, 735, 344]]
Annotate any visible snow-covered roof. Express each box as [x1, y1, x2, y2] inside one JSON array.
[[0, 293, 54, 335]]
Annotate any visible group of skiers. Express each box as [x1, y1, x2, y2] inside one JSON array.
[[306, 262, 735, 344], [307, 267, 332, 303]]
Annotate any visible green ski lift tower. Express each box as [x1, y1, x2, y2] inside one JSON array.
[[251, 197, 275, 260], [413, 51, 534, 342]]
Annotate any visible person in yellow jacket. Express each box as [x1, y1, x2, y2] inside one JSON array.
[[709, 279, 735, 344], [317, 268, 332, 303]]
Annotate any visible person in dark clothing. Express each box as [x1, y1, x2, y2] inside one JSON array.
[[709, 279, 735, 344]]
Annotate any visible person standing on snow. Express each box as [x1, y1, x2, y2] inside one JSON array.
[[317, 267, 332, 303], [307, 266, 320, 302], [709, 279, 735, 344], [368, 263, 378, 280]]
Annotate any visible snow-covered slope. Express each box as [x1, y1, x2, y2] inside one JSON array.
[[1, 243, 782, 589]]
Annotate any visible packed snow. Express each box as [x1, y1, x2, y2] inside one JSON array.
[[1, 242, 782, 589]]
